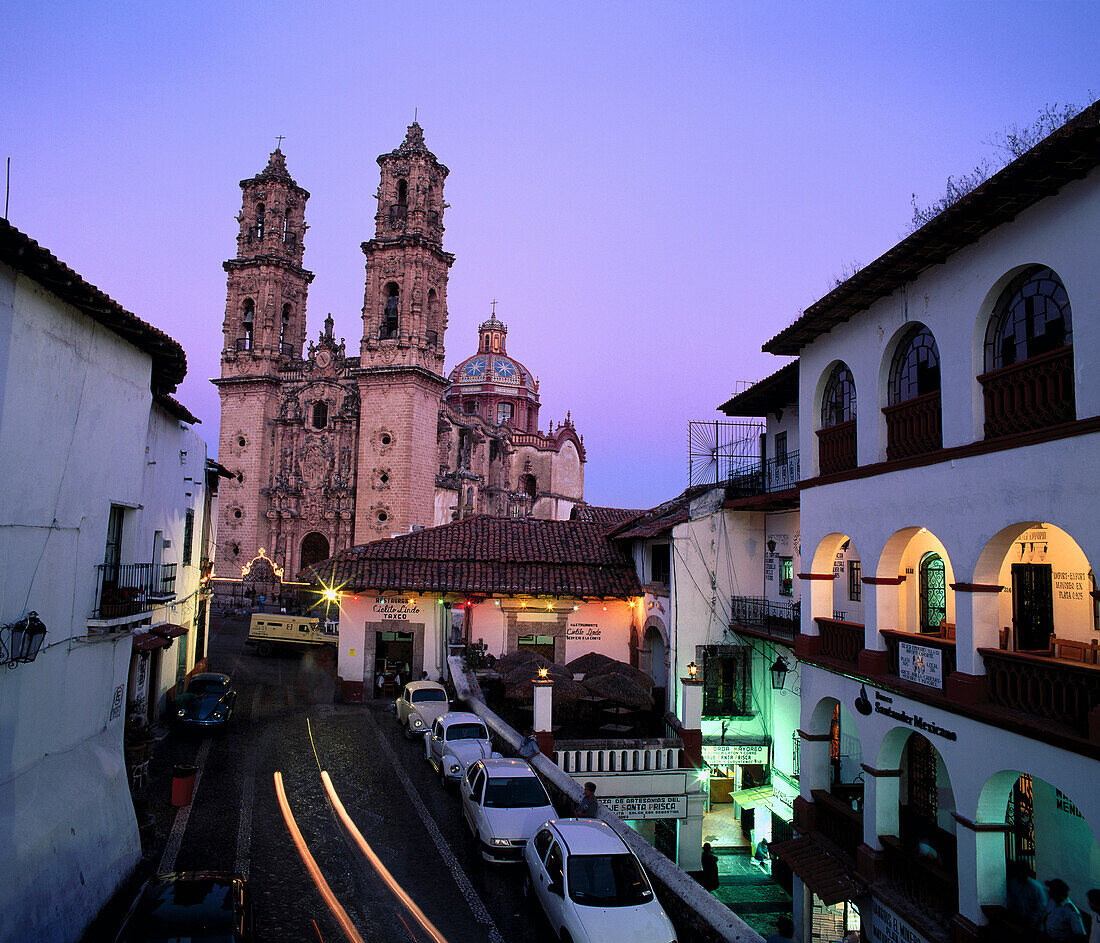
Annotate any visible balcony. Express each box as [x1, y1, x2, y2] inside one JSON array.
[[979, 345, 1075, 439], [816, 419, 857, 475], [816, 617, 863, 669], [981, 647, 1100, 739], [883, 390, 942, 460], [882, 629, 957, 693], [727, 451, 800, 497], [235, 336, 253, 352], [729, 596, 799, 643], [810, 788, 863, 862], [388, 204, 408, 229], [878, 834, 959, 930], [93, 563, 177, 619], [279, 342, 295, 358]]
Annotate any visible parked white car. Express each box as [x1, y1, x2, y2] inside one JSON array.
[[425, 712, 499, 784], [460, 758, 557, 863], [522, 818, 677, 943], [395, 681, 450, 739]]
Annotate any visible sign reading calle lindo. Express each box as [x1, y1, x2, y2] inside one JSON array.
[[898, 641, 942, 688], [373, 598, 422, 620], [702, 743, 769, 766], [601, 795, 686, 820]]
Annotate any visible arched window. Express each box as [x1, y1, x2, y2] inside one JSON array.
[[312, 401, 328, 429], [919, 552, 946, 633], [255, 203, 265, 239], [985, 266, 1072, 371], [820, 363, 856, 428], [280, 304, 291, 348], [521, 473, 537, 498], [497, 402, 514, 424], [397, 179, 408, 206], [889, 325, 940, 404], [300, 532, 330, 571], [241, 298, 255, 350], [383, 284, 400, 338], [426, 289, 440, 344], [283, 206, 291, 240]]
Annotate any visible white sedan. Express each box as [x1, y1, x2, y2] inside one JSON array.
[[425, 712, 499, 784], [460, 758, 556, 863], [523, 818, 677, 943]]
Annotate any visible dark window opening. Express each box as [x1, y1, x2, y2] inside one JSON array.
[[241, 298, 255, 350], [849, 560, 861, 602], [775, 431, 787, 464], [183, 509, 194, 567], [383, 284, 400, 338], [281, 304, 291, 345], [651, 544, 670, 585], [397, 179, 408, 206], [497, 402, 514, 423], [464, 400, 478, 414], [699, 644, 750, 717], [1012, 563, 1053, 651], [312, 401, 328, 429], [889, 325, 941, 404], [821, 363, 856, 428], [521, 473, 537, 499], [779, 557, 793, 596], [985, 267, 1072, 371], [300, 532, 330, 571], [255, 203, 265, 239]]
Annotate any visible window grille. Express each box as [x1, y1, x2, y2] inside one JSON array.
[[985, 266, 1072, 371], [820, 364, 856, 428], [849, 561, 861, 602], [889, 325, 940, 404], [699, 644, 750, 716]]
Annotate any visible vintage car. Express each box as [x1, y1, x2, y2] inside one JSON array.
[[174, 672, 237, 731], [395, 680, 451, 739], [522, 819, 677, 943], [425, 711, 500, 784], [114, 871, 253, 942], [460, 758, 557, 862]]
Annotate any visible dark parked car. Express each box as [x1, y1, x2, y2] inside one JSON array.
[[114, 871, 253, 942], [174, 672, 237, 730]]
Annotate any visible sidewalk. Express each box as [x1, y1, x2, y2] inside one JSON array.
[[711, 849, 793, 940]]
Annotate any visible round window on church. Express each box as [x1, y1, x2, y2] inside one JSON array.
[[378, 511, 388, 523], [381, 434, 392, 446], [237, 436, 246, 448], [234, 509, 243, 519]]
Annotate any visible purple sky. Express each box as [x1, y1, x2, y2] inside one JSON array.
[[4, 2, 1098, 510]]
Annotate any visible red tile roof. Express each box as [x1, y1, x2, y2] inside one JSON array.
[[304, 516, 643, 598], [608, 485, 713, 541], [719, 360, 798, 417], [570, 505, 646, 526], [0, 219, 187, 395], [764, 98, 1100, 355], [769, 835, 867, 905]]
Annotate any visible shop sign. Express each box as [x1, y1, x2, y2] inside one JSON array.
[[702, 743, 768, 765], [567, 622, 601, 640], [373, 598, 421, 620], [869, 898, 930, 943], [898, 641, 942, 688], [873, 692, 957, 741], [601, 795, 685, 820]]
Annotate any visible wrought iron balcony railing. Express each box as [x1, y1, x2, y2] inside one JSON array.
[[730, 596, 799, 640], [93, 563, 177, 618], [727, 451, 800, 497]]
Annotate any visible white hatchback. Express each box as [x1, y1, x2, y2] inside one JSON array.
[[523, 818, 677, 943], [460, 758, 556, 863], [395, 681, 450, 739]]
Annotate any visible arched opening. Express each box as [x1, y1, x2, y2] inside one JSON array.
[[241, 298, 254, 351], [280, 304, 291, 349], [818, 362, 857, 474], [977, 770, 1100, 925], [397, 179, 408, 206], [311, 401, 328, 429], [255, 203, 265, 239], [382, 283, 400, 338], [981, 265, 1075, 437], [885, 324, 942, 459], [641, 620, 668, 692], [521, 473, 537, 499], [300, 532, 330, 572], [426, 288, 440, 345]]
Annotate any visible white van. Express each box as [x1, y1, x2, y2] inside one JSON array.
[[246, 613, 336, 656]]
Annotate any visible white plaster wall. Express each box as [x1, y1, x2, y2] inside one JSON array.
[[0, 267, 149, 938], [798, 169, 1100, 475]]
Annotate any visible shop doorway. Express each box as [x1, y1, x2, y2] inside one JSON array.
[[1012, 563, 1053, 651], [375, 630, 413, 684]]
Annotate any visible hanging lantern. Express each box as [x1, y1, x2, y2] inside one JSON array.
[[769, 655, 791, 691], [4, 612, 47, 666]]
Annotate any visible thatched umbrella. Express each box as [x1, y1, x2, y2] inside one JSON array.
[[567, 652, 655, 689], [580, 671, 654, 711]]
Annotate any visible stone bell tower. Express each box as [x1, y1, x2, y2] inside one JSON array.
[[355, 123, 454, 541], [213, 148, 314, 576]]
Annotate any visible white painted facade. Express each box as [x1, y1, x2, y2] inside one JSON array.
[[778, 124, 1100, 941], [0, 229, 213, 941]]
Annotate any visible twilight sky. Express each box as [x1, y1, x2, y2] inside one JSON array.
[[3, 2, 1098, 510]]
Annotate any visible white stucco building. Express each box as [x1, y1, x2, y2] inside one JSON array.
[[751, 102, 1100, 943], [0, 220, 218, 940]]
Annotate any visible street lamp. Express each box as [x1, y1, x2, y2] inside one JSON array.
[[686, 661, 698, 680], [769, 655, 791, 691], [2, 612, 47, 667]]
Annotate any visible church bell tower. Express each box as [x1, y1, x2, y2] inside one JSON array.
[[355, 123, 454, 540], [213, 148, 314, 577]]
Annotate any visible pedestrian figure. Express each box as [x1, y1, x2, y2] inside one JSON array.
[[701, 842, 719, 893], [754, 837, 770, 870], [1006, 860, 1047, 930], [1086, 889, 1100, 943], [575, 782, 598, 817], [518, 728, 540, 760], [1045, 878, 1087, 942]]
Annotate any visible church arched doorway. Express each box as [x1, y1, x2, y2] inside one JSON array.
[[300, 532, 330, 572]]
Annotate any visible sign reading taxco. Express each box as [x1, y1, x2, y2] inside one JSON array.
[[601, 795, 686, 820], [898, 641, 942, 688], [702, 743, 769, 766]]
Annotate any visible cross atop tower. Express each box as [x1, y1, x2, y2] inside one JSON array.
[[275, 135, 285, 150], [491, 299, 498, 315]]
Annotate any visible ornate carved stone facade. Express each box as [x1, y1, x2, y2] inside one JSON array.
[[214, 125, 585, 580]]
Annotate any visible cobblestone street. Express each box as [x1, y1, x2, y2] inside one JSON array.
[[88, 616, 548, 942]]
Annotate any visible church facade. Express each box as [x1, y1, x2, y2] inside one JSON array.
[[213, 124, 585, 581]]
